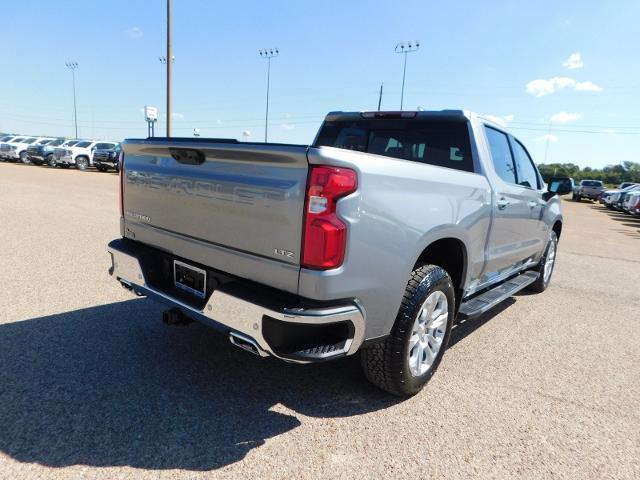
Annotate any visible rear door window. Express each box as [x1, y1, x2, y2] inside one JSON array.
[[510, 139, 540, 189], [315, 119, 474, 172], [484, 127, 517, 184]]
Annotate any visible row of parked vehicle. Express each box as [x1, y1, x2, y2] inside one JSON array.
[[600, 182, 640, 214], [569, 178, 640, 216], [0, 135, 121, 171]]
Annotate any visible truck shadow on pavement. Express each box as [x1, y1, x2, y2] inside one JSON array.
[[0, 299, 399, 471]]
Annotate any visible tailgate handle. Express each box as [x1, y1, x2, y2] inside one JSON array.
[[169, 148, 205, 165]]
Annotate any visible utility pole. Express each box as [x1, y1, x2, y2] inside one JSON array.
[[377, 83, 383, 111], [166, 0, 172, 137], [158, 52, 175, 135], [259, 48, 279, 142], [65, 61, 79, 138], [394, 41, 420, 110]]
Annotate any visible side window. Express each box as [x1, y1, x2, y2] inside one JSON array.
[[511, 139, 540, 189], [484, 126, 516, 184]]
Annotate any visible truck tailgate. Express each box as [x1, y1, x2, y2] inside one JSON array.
[[121, 140, 309, 293]]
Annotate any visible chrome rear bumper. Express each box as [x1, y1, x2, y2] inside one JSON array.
[[108, 240, 366, 363]]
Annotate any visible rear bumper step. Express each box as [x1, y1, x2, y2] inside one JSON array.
[[108, 239, 366, 363], [458, 271, 539, 319]]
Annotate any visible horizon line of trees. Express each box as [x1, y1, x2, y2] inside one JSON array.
[[537, 161, 640, 186]]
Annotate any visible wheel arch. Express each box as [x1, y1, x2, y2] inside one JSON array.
[[414, 236, 468, 309], [552, 219, 563, 239]]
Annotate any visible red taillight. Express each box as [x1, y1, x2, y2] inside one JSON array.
[[302, 166, 357, 269], [118, 151, 124, 217]]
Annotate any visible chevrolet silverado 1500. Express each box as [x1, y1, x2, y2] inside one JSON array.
[[108, 110, 570, 396]]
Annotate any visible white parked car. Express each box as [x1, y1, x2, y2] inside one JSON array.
[[602, 183, 639, 208], [0, 136, 22, 160], [53, 140, 119, 170], [1, 137, 43, 162], [622, 189, 640, 213]]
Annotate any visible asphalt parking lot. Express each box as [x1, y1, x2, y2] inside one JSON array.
[[0, 162, 639, 479]]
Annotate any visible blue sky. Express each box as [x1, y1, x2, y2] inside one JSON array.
[[1, 0, 638, 168]]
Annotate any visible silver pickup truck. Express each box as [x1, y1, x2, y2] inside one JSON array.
[[108, 110, 571, 396], [572, 179, 605, 201]]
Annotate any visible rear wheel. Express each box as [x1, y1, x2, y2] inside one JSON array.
[[361, 264, 455, 396], [527, 231, 558, 293], [76, 156, 90, 171], [20, 151, 31, 164], [46, 154, 56, 167]]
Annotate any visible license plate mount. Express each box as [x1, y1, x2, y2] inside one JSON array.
[[173, 260, 207, 299]]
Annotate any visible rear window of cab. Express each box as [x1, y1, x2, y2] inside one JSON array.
[[314, 119, 474, 173]]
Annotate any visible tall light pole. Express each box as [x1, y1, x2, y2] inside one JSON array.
[[65, 61, 79, 138], [259, 48, 279, 143], [165, 0, 172, 137], [158, 55, 174, 136], [394, 41, 420, 110]]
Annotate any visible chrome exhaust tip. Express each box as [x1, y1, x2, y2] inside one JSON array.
[[229, 332, 260, 356]]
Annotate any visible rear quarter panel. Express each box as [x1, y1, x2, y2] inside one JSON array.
[[299, 146, 492, 339]]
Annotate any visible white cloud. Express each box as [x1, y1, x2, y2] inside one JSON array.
[[574, 80, 603, 92], [550, 111, 582, 123], [526, 76, 603, 97], [281, 123, 295, 130], [562, 52, 584, 69], [535, 134, 559, 143], [526, 77, 575, 97], [126, 26, 143, 39], [483, 114, 514, 127]]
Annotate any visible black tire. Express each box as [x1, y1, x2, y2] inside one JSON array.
[[360, 264, 455, 396], [20, 151, 31, 164], [46, 154, 56, 167], [527, 231, 558, 293], [76, 156, 90, 171], [575, 195, 581, 202]]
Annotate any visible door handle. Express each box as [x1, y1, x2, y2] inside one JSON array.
[[497, 197, 510, 210], [528, 201, 538, 208]]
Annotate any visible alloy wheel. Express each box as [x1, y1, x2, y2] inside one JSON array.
[[408, 290, 448, 377]]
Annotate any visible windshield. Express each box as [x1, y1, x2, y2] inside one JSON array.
[[23, 138, 37, 144], [37, 139, 53, 145], [75, 141, 92, 148], [49, 139, 65, 146], [0, 136, 13, 142], [10, 137, 25, 143], [581, 180, 602, 187], [315, 118, 474, 172]]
